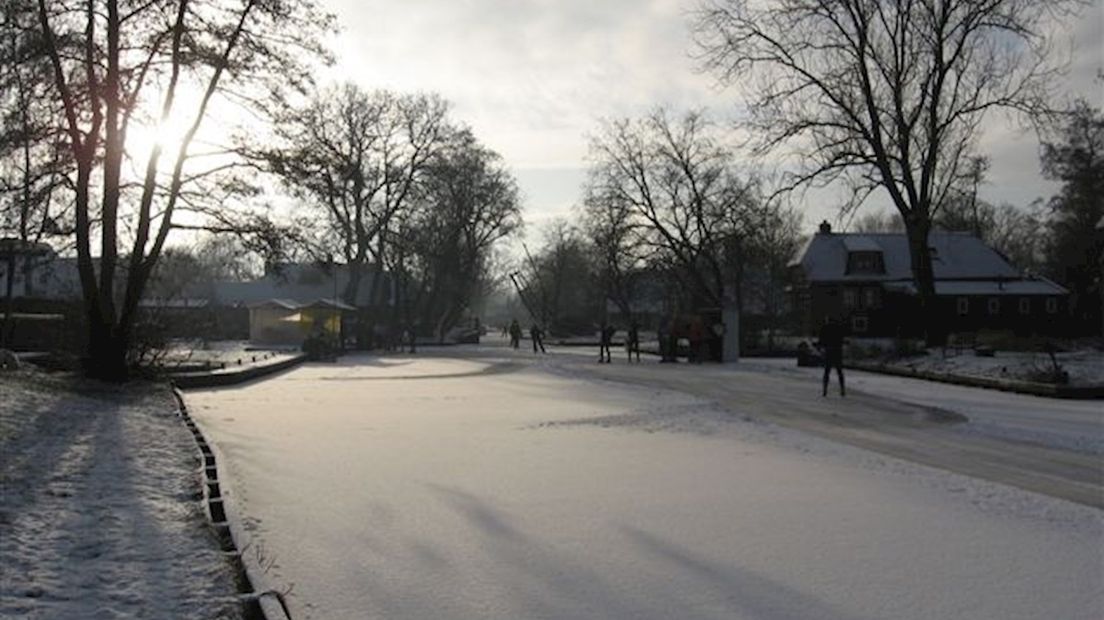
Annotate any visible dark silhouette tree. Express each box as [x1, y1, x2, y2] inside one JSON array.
[[30, 0, 333, 379], [1041, 101, 1104, 333]]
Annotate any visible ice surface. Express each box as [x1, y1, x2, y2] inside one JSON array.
[[187, 352, 1104, 620]]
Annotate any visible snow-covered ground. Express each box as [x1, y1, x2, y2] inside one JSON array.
[[876, 347, 1104, 386], [187, 353, 1103, 620], [0, 370, 241, 619]]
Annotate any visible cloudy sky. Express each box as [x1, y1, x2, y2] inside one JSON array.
[[324, 0, 1103, 235]]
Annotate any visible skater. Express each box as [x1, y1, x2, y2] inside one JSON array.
[[530, 323, 546, 354], [816, 316, 847, 396], [508, 319, 522, 349], [687, 316, 704, 364], [598, 322, 615, 363], [626, 321, 640, 363]]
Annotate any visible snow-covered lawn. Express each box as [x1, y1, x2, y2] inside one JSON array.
[[187, 353, 1103, 620], [0, 370, 241, 619], [880, 347, 1104, 386]]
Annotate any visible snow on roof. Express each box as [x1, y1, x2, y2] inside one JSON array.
[[842, 236, 881, 252], [934, 280, 1067, 296], [247, 298, 302, 310], [884, 280, 1068, 296], [214, 263, 391, 308], [797, 232, 1021, 281], [302, 298, 356, 311]]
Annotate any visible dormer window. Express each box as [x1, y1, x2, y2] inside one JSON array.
[[846, 251, 885, 275]]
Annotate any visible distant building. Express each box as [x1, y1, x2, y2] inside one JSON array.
[[789, 222, 1069, 337], [212, 262, 393, 309], [0, 239, 81, 299]]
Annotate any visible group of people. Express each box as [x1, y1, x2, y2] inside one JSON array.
[[597, 322, 640, 363], [657, 315, 721, 364], [506, 319, 547, 353], [500, 314, 848, 397]]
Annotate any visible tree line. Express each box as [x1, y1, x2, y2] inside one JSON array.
[[1, 1, 520, 379]]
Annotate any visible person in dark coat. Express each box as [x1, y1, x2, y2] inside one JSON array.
[[508, 319, 522, 349], [816, 317, 847, 396], [626, 322, 640, 363], [530, 323, 546, 354], [598, 322, 615, 363]]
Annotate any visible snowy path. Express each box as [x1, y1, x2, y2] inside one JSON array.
[[0, 372, 240, 619], [186, 353, 1102, 620]]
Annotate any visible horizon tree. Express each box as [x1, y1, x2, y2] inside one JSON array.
[[695, 0, 1078, 343], [0, 0, 72, 347], [262, 84, 450, 344], [1041, 100, 1104, 333], [583, 108, 765, 318], [399, 127, 522, 340]]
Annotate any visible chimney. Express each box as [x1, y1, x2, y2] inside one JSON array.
[[818, 220, 832, 235]]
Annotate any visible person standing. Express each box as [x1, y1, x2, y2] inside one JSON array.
[[816, 316, 847, 397], [509, 319, 522, 349], [687, 316, 704, 364], [626, 321, 640, 363], [530, 323, 546, 354], [598, 322, 615, 363]]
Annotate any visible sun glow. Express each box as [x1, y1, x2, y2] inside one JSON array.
[[125, 113, 193, 165]]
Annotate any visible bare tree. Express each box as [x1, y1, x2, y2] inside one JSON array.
[[520, 219, 599, 334], [0, 0, 72, 346], [584, 108, 762, 315], [263, 84, 450, 344], [695, 0, 1076, 342], [400, 128, 522, 340], [851, 209, 905, 233], [30, 0, 333, 379]]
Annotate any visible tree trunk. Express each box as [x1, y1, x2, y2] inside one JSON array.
[[84, 313, 128, 381], [905, 219, 941, 345], [2, 255, 16, 348]]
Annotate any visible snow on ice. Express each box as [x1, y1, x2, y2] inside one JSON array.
[[186, 352, 1104, 620]]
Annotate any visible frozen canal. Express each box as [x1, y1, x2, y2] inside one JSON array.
[[186, 352, 1103, 620]]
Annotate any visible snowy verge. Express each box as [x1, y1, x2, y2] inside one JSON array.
[[0, 369, 242, 619]]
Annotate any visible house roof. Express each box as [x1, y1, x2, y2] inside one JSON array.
[[247, 298, 302, 311], [215, 263, 391, 308], [793, 231, 1022, 282], [302, 298, 356, 311], [246, 297, 357, 312]]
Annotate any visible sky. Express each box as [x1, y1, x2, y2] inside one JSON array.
[[323, 0, 1103, 238]]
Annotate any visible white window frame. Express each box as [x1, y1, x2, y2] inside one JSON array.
[[851, 316, 869, 333], [987, 298, 1000, 315], [956, 297, 969, 315], [1046, 297, 1058, 314], [1019, 298, 1030, 315]]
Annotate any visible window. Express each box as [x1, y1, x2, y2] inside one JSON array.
[[842, 288, 858, 309], [862, 288, 881, 309], [851, 316, 869, 333], [1019, 298, 1030, 315], [988, 298, 1000, 315], [846, 251, 885, 275], [956, 297, 969, 315], [1046, 297, 1058, 314]]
